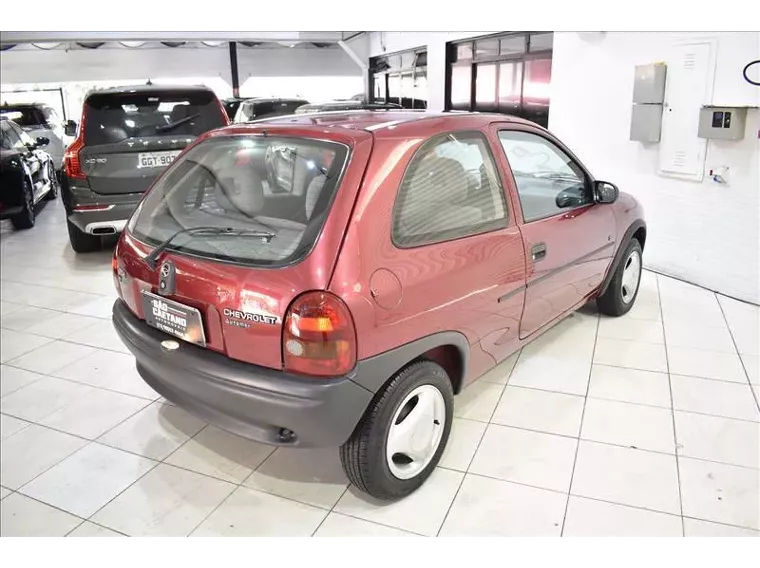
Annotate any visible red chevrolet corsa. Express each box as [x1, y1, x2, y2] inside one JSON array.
[[112, 111, 646, 500]]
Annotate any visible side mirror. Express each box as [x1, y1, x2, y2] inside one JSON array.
[[64, 120, 77, 137], [594, 180, 619, 204], [555, 188, 586, 209], [36, 136, 50, 147]]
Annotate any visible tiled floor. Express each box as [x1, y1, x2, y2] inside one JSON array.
[[1, 202, 758, 537]]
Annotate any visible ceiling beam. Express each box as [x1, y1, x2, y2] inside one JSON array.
[[0, 31, 362, 44]]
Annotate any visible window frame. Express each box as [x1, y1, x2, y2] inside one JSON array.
[[496, 125, 597, 224], [369, 46, 428, 109], [391, 130, 510, 249]]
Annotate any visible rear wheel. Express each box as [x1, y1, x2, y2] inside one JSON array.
[[67, 219, 101, 253], [340, 360, 453, 500], [11, 178, 35, 230], [44, 162, 59, 201], [597, 239, 643, 316]]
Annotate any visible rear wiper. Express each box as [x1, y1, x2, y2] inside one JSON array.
[[144, 226, 275, 270], [155, 113, 200, 133]]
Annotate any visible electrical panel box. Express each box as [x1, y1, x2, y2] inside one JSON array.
[[698, 106, 748, 140], [630, 63, 667, 143], [633, 63, 667, 104]]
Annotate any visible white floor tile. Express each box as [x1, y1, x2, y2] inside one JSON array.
[[1, 486, 11, 499], [334, 467, 463, 536], [741, 353, 759, 386], [667, 346, 748, 383], [244, 447, 348, 509], [597, 317, 664, 344], [664, 321, 736, 353], [439, 418, 487, 472], [0, 414, 30, 440], [53, 349, 159, 400], [165, 425, 274, 484], [624, 294, 662, 321], [6, 340, 96, 375], [587, 364, 671, 408], [674, 411, 759, 469], [0, 376, 95, 422], [98, 402, 206, 461], [0, 492, 82, 536], [508, 355, 591, 396], [0, 424, 87, 489], [67, 521, 125, 537], [23, 312, 100, 340], [21, 443, 156, 518], [671, 375, 759, 422], [563, 496, 682, 536], [0, 329, 52, 363], [469, 424, 577, 492], [679, 457, 759, 530], [491, 386, 584, 437], [593, 338, 668, 373], [66, 295, 117, 319], [683, 517, 759, 537], [0, 306, 58, 332], [477, 351, 520, 385], [581, 398, 675, 453], [64, 319, 129, 353], [1, 365, 45, 398], [314, 512, 419, 537], [453, 380, 504, 422], [92, 463, 236, 536], [571, 441, 681, 515], [192, 486, 327, 536], [440, 473, 565, 536]]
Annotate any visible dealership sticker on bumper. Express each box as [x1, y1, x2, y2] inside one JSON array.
[[141, 291, 206, 346]]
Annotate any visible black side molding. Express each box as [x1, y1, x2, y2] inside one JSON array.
[[598, 219, 646, 297]]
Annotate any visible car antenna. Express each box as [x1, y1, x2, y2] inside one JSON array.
[[146, 78, 153, 86]]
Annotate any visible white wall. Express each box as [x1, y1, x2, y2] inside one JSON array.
[[367, 31, 497, 110], [549, 32, 760, 304]]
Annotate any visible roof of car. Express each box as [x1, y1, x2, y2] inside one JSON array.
[[86, 84, 215, 97]]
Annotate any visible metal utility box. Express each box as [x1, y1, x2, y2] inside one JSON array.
[[633, 63, 667, 104], [630, 63, 667, 143], [698, 106, 748, 140]]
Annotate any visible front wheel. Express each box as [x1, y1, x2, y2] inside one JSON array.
[[11, 178, 35, 230], [597, 239, 643, 316], [340, 360, 453, 500], [44, 162, 59, 201]]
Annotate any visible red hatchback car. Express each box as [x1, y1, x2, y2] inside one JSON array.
[[112, 111, 646, 500]]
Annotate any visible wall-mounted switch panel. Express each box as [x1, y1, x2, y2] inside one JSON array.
[[698, 106, 748, 140]]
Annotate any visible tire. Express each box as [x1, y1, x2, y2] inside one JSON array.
[[340, 360, 454, 500], [67, 219, 101, 253], [44, 162, 59, 201], [11, 178, 35, 230], [597, 238, 643, 316]]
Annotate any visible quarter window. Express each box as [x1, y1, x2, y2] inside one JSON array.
[[498, 130, 591, 223], [393, 132, 508, 247]]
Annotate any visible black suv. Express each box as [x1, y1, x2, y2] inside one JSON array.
[[61, 84, 228, 252]]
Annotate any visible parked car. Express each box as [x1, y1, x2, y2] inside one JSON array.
[[0, 102, 73, 173], [0, 116, 59, 229], [221, 97, 244, 122], [232, 97, 309, 123], [112, 111, 646, 500], [61, 84, 229, 252], [294, 100, 403, 114]]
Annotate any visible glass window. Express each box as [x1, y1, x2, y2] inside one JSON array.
[[498, 130, 590, 223], [1, 121, 19, 149], [393, 132, 508, 247], [450, 66, 471, 110], [388, 55, 401, 69], [400, 52, 415, 68], [529, 33, 553, 52], [498, 61, 523, 110], [9, 121, 34, 147], [413, 67, 428, 109], [475, 39, 499, 59], [523, 58, 552, 109], [374, 74, 387, 102], [129, 135, 348, 266], [0, 106, 44, 127], [456, 43, 473, 62], [475, 64, 497, 109], [500, 35, 526, 56], [388, 74, 402, 105]]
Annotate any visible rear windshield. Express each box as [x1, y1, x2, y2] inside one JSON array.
[[0, 106, 45, 127], [83, 90, 226, 146], [129, 135, 349, 266]]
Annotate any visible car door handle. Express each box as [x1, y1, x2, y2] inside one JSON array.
[[531, 243, 547, 262]]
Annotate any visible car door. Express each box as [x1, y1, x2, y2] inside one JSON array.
[[493, 124, 616, 338]]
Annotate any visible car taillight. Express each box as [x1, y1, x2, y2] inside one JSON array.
[[283, 291, 356, 377], [63, 136, 86, 180]]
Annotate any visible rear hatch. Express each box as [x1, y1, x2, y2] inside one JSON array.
[[114, 126, 373, 370], [80, 89, 227, 195]]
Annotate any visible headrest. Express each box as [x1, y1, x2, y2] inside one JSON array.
[[214, 166, 265, 218], [409, 156, 469, 206]]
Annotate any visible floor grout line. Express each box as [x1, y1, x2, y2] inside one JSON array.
[[715, 296, 760, 413], [657, 274, 686, 537]]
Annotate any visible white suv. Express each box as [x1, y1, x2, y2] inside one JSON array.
[[0, 103, 73, 173]]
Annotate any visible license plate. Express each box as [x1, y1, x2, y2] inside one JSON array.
[[141, 291, 206, 346], [137, 150, 181, 169]]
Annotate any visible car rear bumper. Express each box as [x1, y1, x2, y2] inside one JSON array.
[[65, 186, 141, 235], [112, 299, 374, 447]]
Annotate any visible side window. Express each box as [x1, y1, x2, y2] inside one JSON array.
[[393, 131, 508, 247], [1, 122, 15, 150], [4, 123, 26, 150], [9, 122, 34, 148], [498, 130, 591, 223]]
